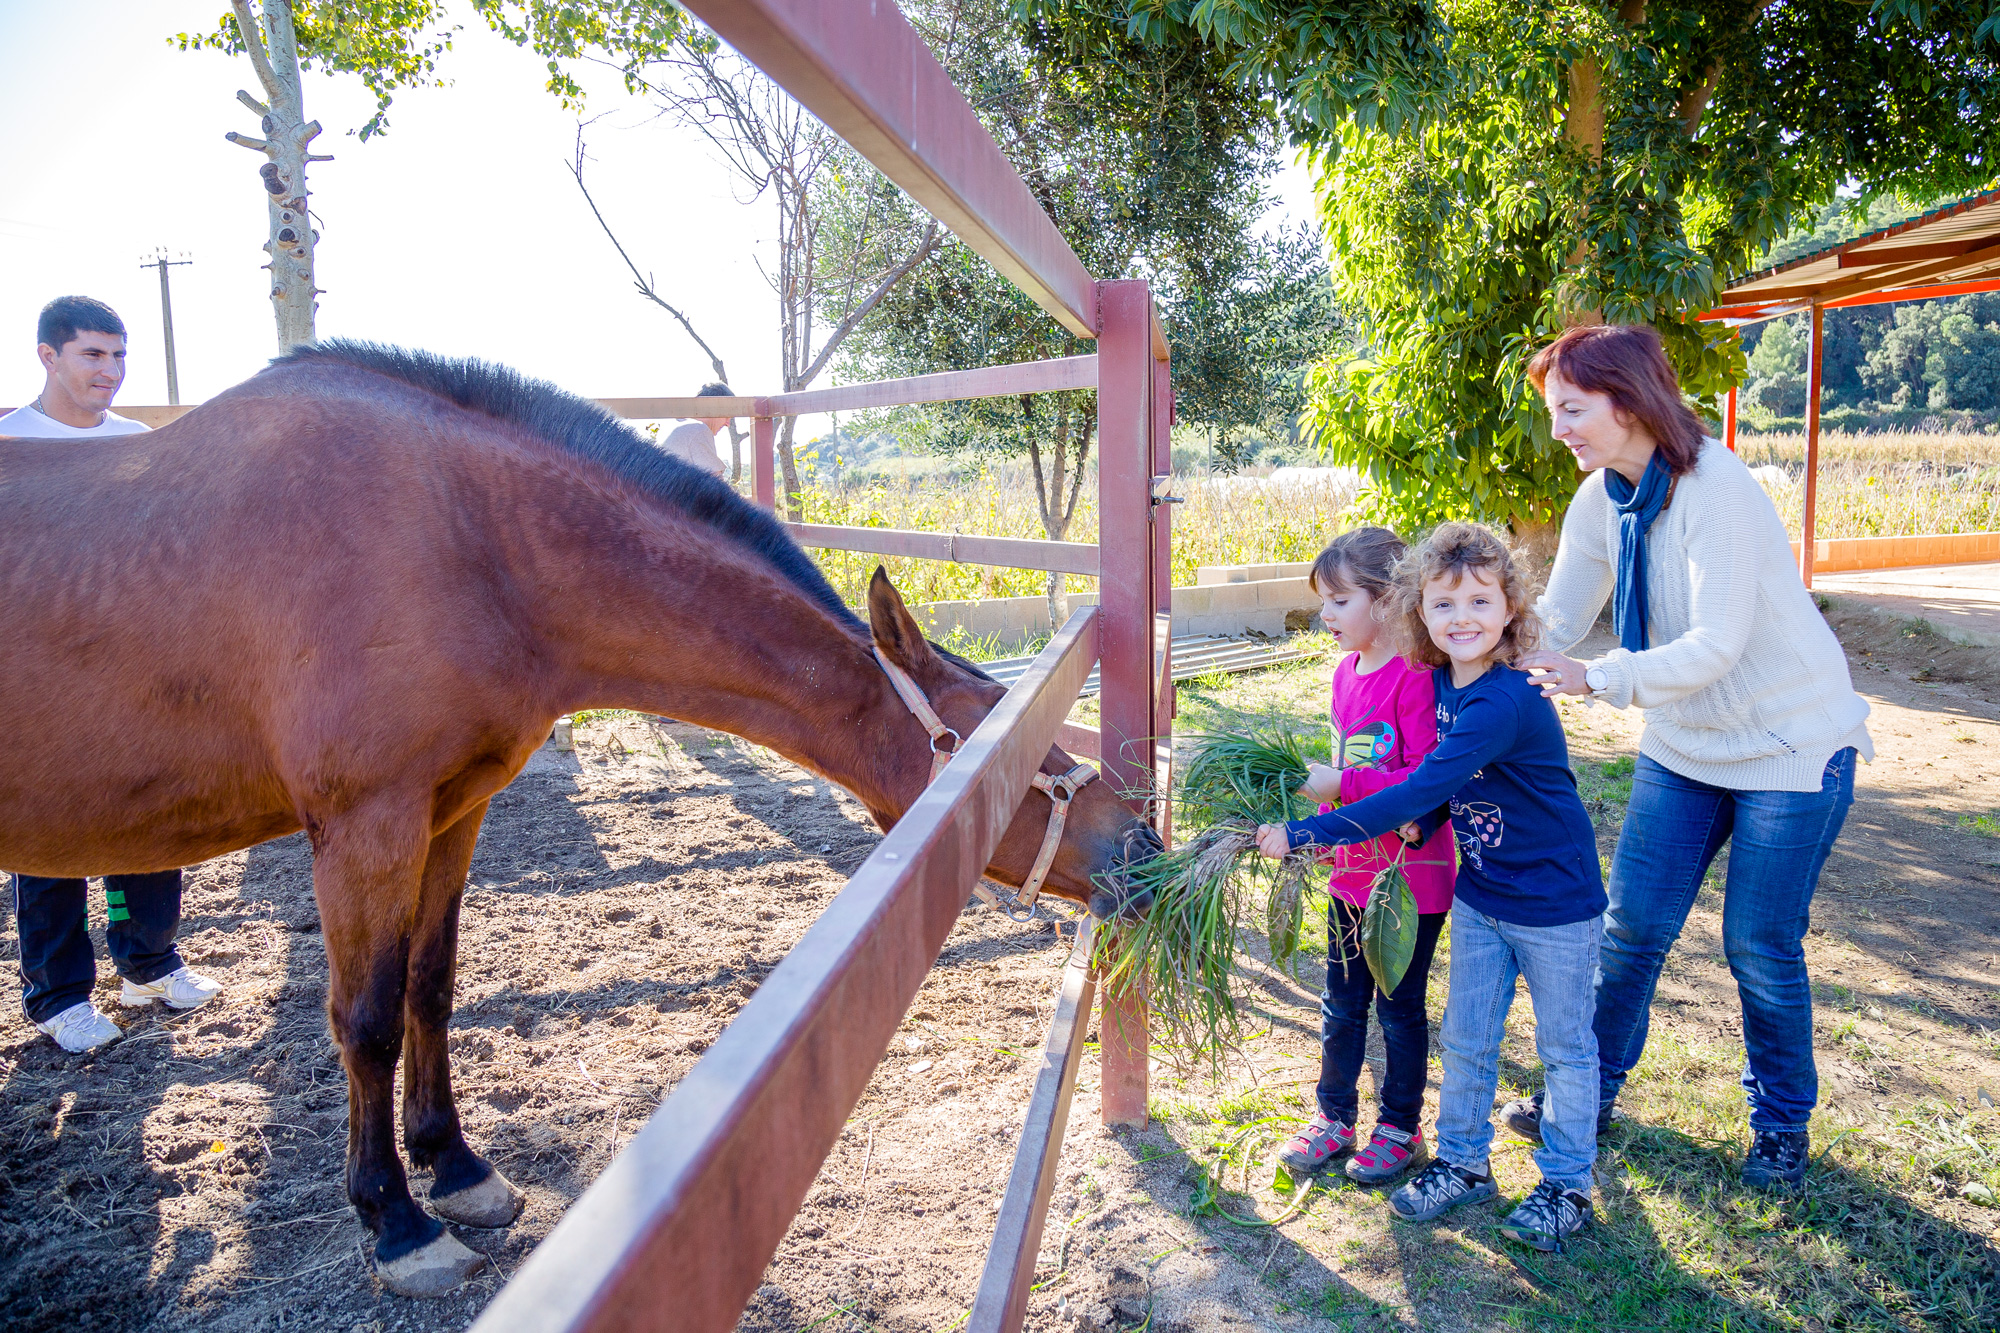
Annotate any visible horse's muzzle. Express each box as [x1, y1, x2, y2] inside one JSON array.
[[1087, 821, 1165, 921]]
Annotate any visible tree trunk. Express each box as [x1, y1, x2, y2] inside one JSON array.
[[777, 415, 803, 519], [1508, 513, 1564, 583], [224, 0, 324, 352], [1023, 395, 1094, 631], [1559, 1, 1646, 328]]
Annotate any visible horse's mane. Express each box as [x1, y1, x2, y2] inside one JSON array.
[[270, 340, 863, 629]]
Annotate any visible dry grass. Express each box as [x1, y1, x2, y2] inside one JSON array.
[[781, 431, 1997, 613], [1736, 431, 2000, 541], [790, 461, 1355, 606]]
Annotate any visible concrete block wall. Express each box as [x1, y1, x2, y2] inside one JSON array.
[[909, 577, 1320, 650], [1195, 561, 1313, 586], [1791, 530, 2000, 573]]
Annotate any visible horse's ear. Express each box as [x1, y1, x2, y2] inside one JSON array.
[[867, 566, 937, 675]]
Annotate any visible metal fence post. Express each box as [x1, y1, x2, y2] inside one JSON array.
[[754, 413, 777, 510], [1801, 302, 1823, 589], [1151, 326, 1175, 845], [1096, 279, 1153, 1128]]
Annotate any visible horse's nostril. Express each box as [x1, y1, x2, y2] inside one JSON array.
[[1119, 821, 1165, 866]]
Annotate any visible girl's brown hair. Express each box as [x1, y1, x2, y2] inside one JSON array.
[[1310, 526, 1405, 600], [1393, 522, 1545, 669], [1525, 323, 1705, 475]]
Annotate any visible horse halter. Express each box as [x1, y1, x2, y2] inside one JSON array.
[[873, 646, 1097, 922]]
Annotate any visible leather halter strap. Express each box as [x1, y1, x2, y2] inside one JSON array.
[[872, 646, 1096, 921]]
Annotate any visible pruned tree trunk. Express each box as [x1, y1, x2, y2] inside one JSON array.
[[1558, 0, 1647, 329], [224, 0, 327, 352], [1025, 393, 1093, 629]]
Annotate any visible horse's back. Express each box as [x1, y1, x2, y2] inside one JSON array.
[[0, 377, 535, 876]]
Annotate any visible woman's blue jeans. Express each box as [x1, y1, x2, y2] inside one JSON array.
[[1595, 748, 1857, 1133]]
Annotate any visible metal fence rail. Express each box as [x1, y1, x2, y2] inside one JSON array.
[[466, 610, 1101, 1333], [783, 523, 1101, 576], [967, 918, 1099, 1333]]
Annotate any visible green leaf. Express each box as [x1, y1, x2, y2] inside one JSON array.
[[1359, 864, 1419, 996]]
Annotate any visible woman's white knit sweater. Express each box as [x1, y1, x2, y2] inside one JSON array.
[[1537, 438, 1873, 793]]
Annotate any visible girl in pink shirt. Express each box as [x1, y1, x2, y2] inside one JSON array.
[[1277, 528, 1457, 1184]]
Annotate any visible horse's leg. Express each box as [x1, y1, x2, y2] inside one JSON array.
[[403, 799, 523, 1228], [315, 805, 485, 1298]]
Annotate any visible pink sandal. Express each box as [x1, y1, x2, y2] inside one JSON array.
[[1346, 1122, 1429, 1183], [1277, 1113, 1355, 1174]]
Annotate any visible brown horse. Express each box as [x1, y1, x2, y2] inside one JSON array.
[[0, 342, 1158, 1297]]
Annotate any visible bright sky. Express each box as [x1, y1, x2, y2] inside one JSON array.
[[0, 2, 1315, 428]]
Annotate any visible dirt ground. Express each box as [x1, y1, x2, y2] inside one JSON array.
[[2, 609, 1997, 1333]]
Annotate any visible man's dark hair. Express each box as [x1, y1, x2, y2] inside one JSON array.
[[696, 381, 733, 398], [38, 296, 126, 353]]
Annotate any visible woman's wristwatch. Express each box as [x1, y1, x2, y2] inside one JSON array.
[[1584, 665, 1609, 696]]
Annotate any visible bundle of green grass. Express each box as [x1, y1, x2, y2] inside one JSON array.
[[1095, 723, 1420, 1070]]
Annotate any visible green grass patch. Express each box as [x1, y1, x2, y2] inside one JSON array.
[[1959, 812, 2000, 838]]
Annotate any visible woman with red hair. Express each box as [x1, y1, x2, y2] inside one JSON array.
[[1512, 323, 1872, 1192]]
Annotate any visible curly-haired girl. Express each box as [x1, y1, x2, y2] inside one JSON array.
[[1256, 521, 1606, 1253]]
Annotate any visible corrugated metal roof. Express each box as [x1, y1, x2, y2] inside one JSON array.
[[1711, 187, 2000, 318], [979, 633, 1328, 697]]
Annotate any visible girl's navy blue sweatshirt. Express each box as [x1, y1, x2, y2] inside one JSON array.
[[1283, 663, 1605, 927]]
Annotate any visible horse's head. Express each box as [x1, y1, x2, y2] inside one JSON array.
[[864, 569, 1160, 919]]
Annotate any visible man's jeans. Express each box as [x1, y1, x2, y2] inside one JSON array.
[[1436, 908, 1603, 1193], [1595, 749, 1857, 1134], [1317, 903, 1447, 1132], [11, 870, 186, 1024]]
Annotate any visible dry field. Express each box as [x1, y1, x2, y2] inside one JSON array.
[[1735, 431, 2000, 541]]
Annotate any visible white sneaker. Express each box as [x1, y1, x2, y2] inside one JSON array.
[[120, 965, 222, 1011], [36, 1000, 122, 1053]]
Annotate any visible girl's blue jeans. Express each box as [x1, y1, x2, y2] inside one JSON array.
[[1437, 909, 1602, 1193], [1594, 748, 1858, 1134], [1316, 902, 1446, 1132]]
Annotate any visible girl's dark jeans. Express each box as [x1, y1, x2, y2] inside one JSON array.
[[1317, 901, 1447, 1131]]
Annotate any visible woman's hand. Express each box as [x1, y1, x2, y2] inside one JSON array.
[[1255, 824, 1293, 859], [1521, 650, 1591, 698], [1299, 762, 1342, 803], [1396, 821, 1423, 846]]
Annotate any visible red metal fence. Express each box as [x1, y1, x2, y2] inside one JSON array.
[[469, 302, 1172, 1330], [456, 2, 1186, 1323]]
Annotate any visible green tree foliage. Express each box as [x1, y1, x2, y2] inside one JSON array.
[[174, 1, 683, 139], [1031, 0, 2000, 532], [1157, 226, 1340, 470], [1862, 293, 2000, 412]]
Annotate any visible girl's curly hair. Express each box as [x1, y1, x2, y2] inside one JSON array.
[[1391, 522, 1545, 669]]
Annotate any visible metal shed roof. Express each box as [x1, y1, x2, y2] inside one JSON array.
[[1704, 187, 2000, 325]]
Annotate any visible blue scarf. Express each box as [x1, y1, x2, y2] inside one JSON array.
[[1603, 451, 1672, 653]]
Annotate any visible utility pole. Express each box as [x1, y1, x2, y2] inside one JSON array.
[[142, 250, 193, 405]]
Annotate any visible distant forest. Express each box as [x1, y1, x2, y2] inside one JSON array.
[[1738, 196, 2000, 433]]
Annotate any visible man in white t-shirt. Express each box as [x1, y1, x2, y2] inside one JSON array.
[[2, 296, 221, 1054], [654, 380, 735, 477], [0, 295, 151, 439]]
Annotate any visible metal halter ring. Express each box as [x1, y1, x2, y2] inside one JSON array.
[[929, 728, 962, 759], [1042, 771, 1083, 804]]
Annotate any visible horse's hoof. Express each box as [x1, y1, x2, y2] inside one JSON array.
[[430, 1167, 524, 1228], [376, 1229, 486, 1298]]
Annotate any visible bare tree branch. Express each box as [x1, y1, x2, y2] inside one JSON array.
[[569, 129, 747, 478]]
